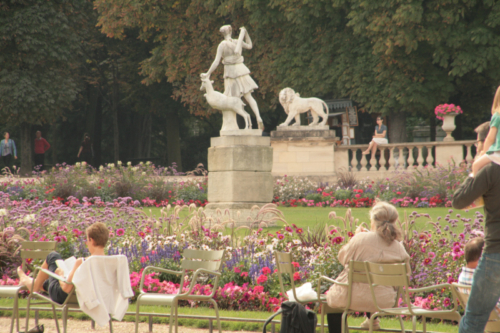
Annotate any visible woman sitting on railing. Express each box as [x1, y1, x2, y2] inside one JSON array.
[[325, 200, 409, 332], [362, 116, 388, 156]]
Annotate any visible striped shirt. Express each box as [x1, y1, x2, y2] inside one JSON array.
[[458, 266, 500, 316]]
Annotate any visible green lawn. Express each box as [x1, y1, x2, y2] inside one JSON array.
[[0, 298, 458, 332], [147, 206, 481, 232]]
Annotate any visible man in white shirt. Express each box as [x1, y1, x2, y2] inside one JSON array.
[[17, 222, 109, 304]]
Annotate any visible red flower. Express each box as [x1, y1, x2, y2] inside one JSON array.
[[291, 262, 300, 268], [262, 267, 271, 275], [293, 272, 301, 281], [257, 274, 268, 284]]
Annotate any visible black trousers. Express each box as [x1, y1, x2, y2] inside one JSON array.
[[327, 313, 371, 333], [42, 252, 69, 304], [2, 154, 12, 171], [34, 153, 45, 171]]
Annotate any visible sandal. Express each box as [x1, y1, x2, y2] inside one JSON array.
[[18, 324, 44, 333]]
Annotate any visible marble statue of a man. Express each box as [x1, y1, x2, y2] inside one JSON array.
[[201, 25, 263, 129]]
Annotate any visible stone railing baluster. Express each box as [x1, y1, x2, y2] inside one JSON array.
[[360, 150, 369, 171], [388, 147, 396, 171]]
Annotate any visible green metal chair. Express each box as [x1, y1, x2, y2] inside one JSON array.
[[0, 241, 56, 333], [315, 260, 405, 333], [25, 256, 121, 333], [134, 249, 226, 333], [275, 251, 324, 304], [364, 262, 461, 333], [452, 283, 500, 332]]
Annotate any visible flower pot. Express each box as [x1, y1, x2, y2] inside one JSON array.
[[441, 113, 458, 142]]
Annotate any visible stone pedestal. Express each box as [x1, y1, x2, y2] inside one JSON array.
[[205, 135, 274, 227], [271, 127, 338, 176]]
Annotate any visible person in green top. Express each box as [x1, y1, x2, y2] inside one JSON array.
[[473, 86, 500, 176]]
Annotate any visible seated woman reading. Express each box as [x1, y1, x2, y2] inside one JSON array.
[[326, 201, 410, 332], [17, 222, 109, 304]]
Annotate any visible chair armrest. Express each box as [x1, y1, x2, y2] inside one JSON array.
[[316, 276, 347, 300], [410, 283, 459, 311], [140, 266, 182, 293]]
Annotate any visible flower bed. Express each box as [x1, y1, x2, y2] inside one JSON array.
[[0, 195, 480, 312], [2, 162, 207, 207], [274, 162, 468, 208]]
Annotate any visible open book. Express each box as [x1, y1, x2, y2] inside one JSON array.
[[55, 256, 77, 278]]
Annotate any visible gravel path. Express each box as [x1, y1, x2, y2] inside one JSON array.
[[0, 317, 256, 333]]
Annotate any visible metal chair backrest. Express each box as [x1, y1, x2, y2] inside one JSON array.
[[274, 251, 299, 301], [343, 260, 369, 309], [181, 249, 225, 271], [20, 241, 57, 271], [179, 249, 226, 297], [452, 283, 500, 331], [364, 262, 410, 313]]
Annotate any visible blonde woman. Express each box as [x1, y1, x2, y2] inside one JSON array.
[[472, 86, 500, 175], [326, 201, 409, 332]]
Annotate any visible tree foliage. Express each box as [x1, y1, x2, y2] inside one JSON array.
[[95, 0, 500, 126]]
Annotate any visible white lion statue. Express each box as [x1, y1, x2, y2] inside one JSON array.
[[278, 88, 329, 126]]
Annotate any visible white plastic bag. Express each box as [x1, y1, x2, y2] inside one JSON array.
[[286, 282, 318, 302]]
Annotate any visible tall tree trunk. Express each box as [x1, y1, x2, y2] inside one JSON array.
[[388, 111, 407, 143], [19, 122, 32, 176], [137, 113, 152, 159], [94, 93, 103, 168], [112, 64, 120, 164], [166, 112, 183, 171]]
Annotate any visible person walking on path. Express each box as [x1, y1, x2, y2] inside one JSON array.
[[77, 133, 93, 167], [34, 131, 50, 171], [453, 162, 500, 333], [0, 132, 17, 173]]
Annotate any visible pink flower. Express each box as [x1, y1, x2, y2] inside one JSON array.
[[257, 274, 268, 284], [138, 231, 146, 239], [262, 267, 271, 275], [293, 272, 301, 281], [423, 258, 432, 266], [116, 228, 125, 236], [253, 285, 264, 293], [292, 262, 300, 269], [240, 272, 248, 278], [333, 236, 344, 244], [233, 267, 241, 273], [277, 234, 284, 240]]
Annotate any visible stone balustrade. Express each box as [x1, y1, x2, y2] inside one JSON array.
[[334, 140, 477, 176]]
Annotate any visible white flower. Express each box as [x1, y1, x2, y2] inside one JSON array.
[[146, 161, 151, 165], [226, 246, 233, 251], [99, 166, 104, 171], [50, 220, 59, 227], [202, 244, 210, 251], [127, 161, 132, 166], [139, 162, 144, 165], [23, 214, 36, 222], [142, 172, 146, 176], [108, 163, 115, 168], [117, 161, 122, 166], [82, 161, 87, 166], [145, 235, 152, 242], [293, 239, 300, 245], [75, 162, 81, 168], [0, 209, 8, 216]]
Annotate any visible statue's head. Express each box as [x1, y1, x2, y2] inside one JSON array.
[[219, 25, 232, 37]]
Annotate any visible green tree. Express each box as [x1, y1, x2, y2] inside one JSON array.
[[0, 0, 83, 175]]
